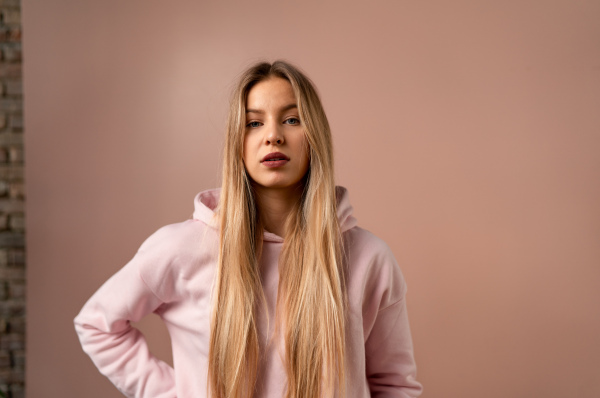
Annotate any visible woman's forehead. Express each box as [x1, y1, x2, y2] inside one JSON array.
[[246, 77, 297, 112]]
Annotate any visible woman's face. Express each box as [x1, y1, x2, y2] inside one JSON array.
[[243, 77, 310, 191]]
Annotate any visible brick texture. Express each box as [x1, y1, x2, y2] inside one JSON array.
[[0, 0, 22, 396]]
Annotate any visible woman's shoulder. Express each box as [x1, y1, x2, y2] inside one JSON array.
[[133, 218, 219, 301], [344, 226, 407, 308], [344, 226, 394, 259], [136, 218, 216, 258]]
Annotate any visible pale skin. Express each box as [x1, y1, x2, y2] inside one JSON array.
[[243, 77, 310, 238]]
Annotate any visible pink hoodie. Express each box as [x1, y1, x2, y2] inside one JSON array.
[[74, 187, 422, 397]]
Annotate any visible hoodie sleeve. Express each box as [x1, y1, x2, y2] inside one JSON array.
[[74, 227, 180, 398], [363, 242, 423, 397]]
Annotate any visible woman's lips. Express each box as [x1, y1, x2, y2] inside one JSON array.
[[262, 152, 289, 162], [262, 159, 289, 168], [261, 152, 289, 167]]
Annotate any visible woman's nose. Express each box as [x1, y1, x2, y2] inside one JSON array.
[[266, 123, 284, 145]]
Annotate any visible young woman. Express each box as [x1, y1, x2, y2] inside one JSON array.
[[75, 61, 423, 398]]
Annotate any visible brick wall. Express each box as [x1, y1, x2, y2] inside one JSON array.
[[0, 0, 24, 397]]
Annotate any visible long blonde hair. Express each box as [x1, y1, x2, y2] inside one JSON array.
[[209, 61, 346, 398]]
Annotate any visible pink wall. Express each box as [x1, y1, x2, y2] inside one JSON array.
[[23, 1, 600, 397]]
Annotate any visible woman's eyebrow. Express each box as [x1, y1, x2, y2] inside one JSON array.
[[246, 103, 298, 114]]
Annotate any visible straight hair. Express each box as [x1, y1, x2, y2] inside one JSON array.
[[209, 60, 346, 398]]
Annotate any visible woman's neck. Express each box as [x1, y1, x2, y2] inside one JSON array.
[[253, 184, 303, 239]]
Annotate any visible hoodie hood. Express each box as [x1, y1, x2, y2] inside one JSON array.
[[192, 186, 358, 243]]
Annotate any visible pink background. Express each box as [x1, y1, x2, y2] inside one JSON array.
[[23, 1, 600, 397]]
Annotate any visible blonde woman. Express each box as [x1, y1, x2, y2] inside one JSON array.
[[75, 61, 423, 398]]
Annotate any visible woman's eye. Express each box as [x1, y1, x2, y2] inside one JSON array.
[[284, 118, 300, 125], [246, 121, 262, 128]]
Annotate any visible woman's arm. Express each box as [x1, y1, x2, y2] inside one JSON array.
[[74, 244, 176, 398], [365, 294, 423, 397], [360, 237, 423, 398]]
